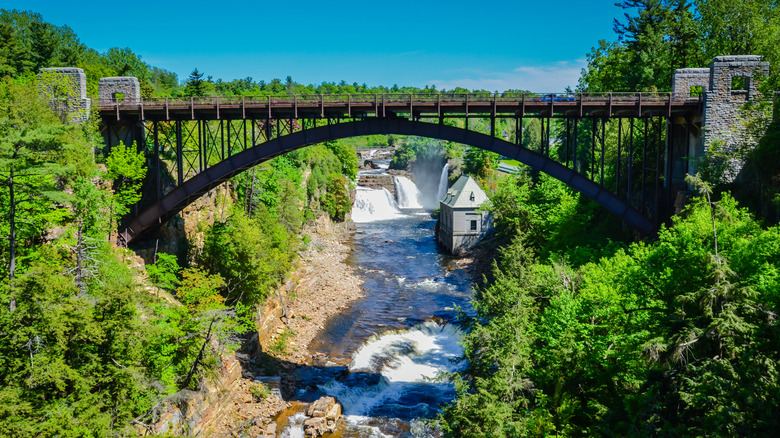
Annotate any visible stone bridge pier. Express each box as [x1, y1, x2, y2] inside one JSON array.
[[98, 76, 145, 151], [671, 55, 770, 188]]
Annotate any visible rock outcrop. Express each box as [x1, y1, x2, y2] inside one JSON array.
[[357, 174, 396, 197], [303, 396, 342, 437]]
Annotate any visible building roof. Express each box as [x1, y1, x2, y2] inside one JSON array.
[[440, 175, 489, 209]]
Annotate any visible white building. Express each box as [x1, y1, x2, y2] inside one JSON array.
[[437, 175, 493, 254]]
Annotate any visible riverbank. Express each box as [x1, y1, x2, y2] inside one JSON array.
[[207, 215, 364, 437], [265, 214, 365, 365], [207, 212, 492, 437]]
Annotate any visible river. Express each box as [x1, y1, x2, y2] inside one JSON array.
[[280, 163, 475, 437]]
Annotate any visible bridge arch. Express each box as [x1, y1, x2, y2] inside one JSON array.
[[120, 118, 655, 243]]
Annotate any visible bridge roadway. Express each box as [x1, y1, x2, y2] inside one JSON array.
[[98, 92, 702, 121]]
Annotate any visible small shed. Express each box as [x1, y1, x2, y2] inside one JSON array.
[[437, 175, 493, 254]]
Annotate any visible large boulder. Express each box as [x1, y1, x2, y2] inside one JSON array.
[[303, 396, 342, 437]]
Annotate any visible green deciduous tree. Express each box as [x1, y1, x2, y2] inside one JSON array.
[[105, 140, 146, 219], [201, 207, 295, 305], [0, 76, 87, 306]]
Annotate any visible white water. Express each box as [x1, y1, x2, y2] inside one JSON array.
[[394, 176, 424, 209], [352, 187, 405, 223], [316, 322, 464, 434], [279, 412, 307, 438], [436, 163, 450, 204]]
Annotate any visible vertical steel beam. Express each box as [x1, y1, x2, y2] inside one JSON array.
[[154, 121, 160, 202], [591, 118, 596, 180], [616, 118, 622, 196], [665, 118, 674, 223], [565, 118, 571, 168], [220, 119, 225, 160], [655, 117, 663, 222], [546, 117, 551, 157], [627, 118, 634, 204], [176, 120, 183, 186], [573, 118, 579, 173], [251, 119, 256, 148], [492, 92, 497, 135], [641, 118, 648, 212], [227, 120, 232, 157], [601, 118, 606, 186], [198, 120, 203, 172]]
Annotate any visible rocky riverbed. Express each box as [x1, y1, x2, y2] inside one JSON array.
[[208, 215, 364, 437], [208, 210, 490, 437]]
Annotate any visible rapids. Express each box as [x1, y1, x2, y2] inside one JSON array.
[[282, 164, 471, 437]]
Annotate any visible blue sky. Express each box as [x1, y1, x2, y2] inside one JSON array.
[[5, 1, 626, 91]]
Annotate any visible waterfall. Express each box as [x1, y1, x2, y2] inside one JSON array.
[[394, 176, 423, 209], [281, 322, 463, 436], [313, 322, 463, 432], [352, 187, 404, 223], [436, 163, 450, 203]]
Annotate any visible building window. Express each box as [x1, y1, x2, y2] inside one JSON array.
[[470, 220, 477, 231], [731, 76, 749, 91], [469, 192, 475, 201]]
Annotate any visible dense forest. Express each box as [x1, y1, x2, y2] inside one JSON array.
[[0, 9, 363, 435], [2, 1, 780, 436], [439, 1, 780, 436]]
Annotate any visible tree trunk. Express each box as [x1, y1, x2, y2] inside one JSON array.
[[246, 167, 256, 218], [75, 217, 86, 294], [183, 317, 215, 389], [9, 166, 16, 313]]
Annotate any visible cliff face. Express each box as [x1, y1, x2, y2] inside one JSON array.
[[141, 213, 361, 437], [131, 182, 235, 265], [357, 174, 395, 196]]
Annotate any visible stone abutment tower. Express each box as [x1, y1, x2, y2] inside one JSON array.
[[672, 55, 770, 184]]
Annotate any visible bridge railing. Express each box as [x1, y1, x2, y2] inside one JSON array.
[[99, 92, 702, 110]]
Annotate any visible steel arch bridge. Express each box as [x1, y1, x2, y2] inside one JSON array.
[[98, 92, 703, 244]]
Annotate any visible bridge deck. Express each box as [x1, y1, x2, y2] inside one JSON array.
[[99, 92, 702, 121]]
